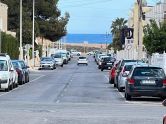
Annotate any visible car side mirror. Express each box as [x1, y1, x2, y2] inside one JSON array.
[[162, 99, 166, 106], [122, 73, 128, 77]]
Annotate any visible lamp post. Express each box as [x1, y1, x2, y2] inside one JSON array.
[[19, 0, 23, 60], [32, 0, 35, 67], [137, 0, 142, 60]]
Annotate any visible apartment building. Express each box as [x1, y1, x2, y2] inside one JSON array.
[[0, 2, 8, 32], [145, 0, 166, 23]]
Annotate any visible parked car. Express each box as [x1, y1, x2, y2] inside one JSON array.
[[16, 60, 30, 83], [100, 57, 115, 71], [60, 52, 69, 64], [39, 57, 56, 70], [98, 55, 109, 69], [114, 59, 142, 87], [96, 54, 107, 65], [109, 61, 119, 84], [125, 65, 166, 100], [0, 53, 15, 91], [117, 62, 136, 92], [77, 56, 88, 65], [51, 54, 64, 67], [12, 60, 26, 85]]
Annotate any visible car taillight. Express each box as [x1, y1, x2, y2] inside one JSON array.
[[111, 68, 115, 76], [163, 79, 166, 85], [127, 78, 135, 84]]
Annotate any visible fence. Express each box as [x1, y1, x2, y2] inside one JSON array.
[[151, 53, 166, 73]]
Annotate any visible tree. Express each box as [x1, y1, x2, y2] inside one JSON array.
[[1, 0, 69, 44], [143, 20, 166, 55], [110, 18, 127, 51], [1, 32, 19, 59]]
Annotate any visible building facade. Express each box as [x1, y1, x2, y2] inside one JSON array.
[[0, 2, 8, 31], [145, 1, 166, 24]]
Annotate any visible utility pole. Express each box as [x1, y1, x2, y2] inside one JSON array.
[[32, 0, 35, 67], [137, 0, 142, 60], [19, 0, 23, 60], [105, 32, 108, 54]]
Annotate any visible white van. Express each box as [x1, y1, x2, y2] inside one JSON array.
[[0, 53, 16, 91]]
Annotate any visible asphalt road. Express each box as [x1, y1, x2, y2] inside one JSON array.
[[0, 56, 164, 124]]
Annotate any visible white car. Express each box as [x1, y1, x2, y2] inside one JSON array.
[[77, 56, 88, 65], [51, 54, 64, 67], [0, 53, 15, 91], [71, 50, 81, 56]]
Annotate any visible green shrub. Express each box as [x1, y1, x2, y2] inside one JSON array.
[[1, 32, 19, 59]]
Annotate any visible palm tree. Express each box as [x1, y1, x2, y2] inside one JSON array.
[[110, 18, 127, 51]]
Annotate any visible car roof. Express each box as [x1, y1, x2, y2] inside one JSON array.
[[123, 62, 145, 66], [132, 64, 162, 69]]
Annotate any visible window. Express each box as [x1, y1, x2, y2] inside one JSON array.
[[0, 60, 8, 71]]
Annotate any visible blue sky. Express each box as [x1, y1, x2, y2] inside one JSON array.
[[57, 0, 157, 34]]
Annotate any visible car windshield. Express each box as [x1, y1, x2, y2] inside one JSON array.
[[41, 58, 52, 61], [12, 62, 20, 69], [124, 65, 133, 71], [18, 61, 26, 68], [53, 54, 61, 58], [133, 67, 165, 78], [0, 60, 8, 71], [103, 57, 114, 62]]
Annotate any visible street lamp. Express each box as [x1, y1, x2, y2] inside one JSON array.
[[32, 0, 35, 67], [19, 0, 23, 60]]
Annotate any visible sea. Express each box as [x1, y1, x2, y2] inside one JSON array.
[[64, 34, 112, 44]]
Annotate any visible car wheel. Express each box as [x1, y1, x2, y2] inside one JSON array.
[[77, 64, 79, 66], [61, 64, 63, 67], [9, 84, 13, 90], [110, 78, 114, 84], [5, 87, 9, 92], [101, 69, 104, 71], [86, 64, 88, 66], [118, 86, 123, 92], [113, 83, 116, 88], [125, 92, 131, 100], [15, 83, 18, 88], [161, 96, 166, 100], [27, 75, 30, 82]]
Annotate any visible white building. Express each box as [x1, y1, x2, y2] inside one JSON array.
[[0, 2, 8, 32], [145, 0, 166, 23]]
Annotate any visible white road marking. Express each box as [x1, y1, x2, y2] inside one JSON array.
[[0, 74, 45, 97], [104, 75, 109, 81]]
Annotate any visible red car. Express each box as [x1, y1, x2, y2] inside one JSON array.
[[109, 61, 119, 84], [163, 100, 166, 124]]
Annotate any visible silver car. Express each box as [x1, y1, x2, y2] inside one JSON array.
[[117, 62, 137, 92], [39, 57, 56, 70]]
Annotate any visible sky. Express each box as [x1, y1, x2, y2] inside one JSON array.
[[57, 0, 158, 34]]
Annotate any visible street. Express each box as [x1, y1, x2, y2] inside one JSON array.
[[0, 56, 164, 124]]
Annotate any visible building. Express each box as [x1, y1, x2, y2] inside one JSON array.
[[0, 2, 8, 32], [145, 0, 166, 23], [121, 0, 152, 60]]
